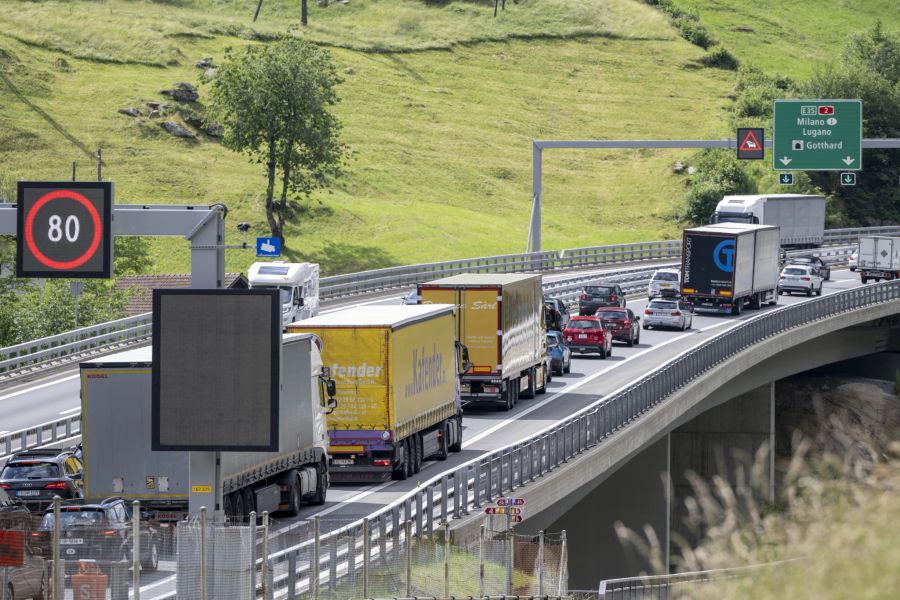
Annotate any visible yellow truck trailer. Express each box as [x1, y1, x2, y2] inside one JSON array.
[[288, 304, 463, 482], [418, 273, 549, 411]]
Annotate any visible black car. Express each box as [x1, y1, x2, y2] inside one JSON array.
[[0, 448, 84, 512], [34, 497, 160, 573], [787, 255, 830, 280], [578, 283, 626, 315], [543, 297, 570, 331]]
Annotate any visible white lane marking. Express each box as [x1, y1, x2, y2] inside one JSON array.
[[0, 373, 79, 402], [306, 479, 396, 518], [59, 407, 80, 415], [463, 319, 732, 447]]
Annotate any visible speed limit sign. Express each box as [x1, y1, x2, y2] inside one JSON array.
[[16, 181, 113, 278]]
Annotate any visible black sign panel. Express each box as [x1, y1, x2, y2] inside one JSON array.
[[16, 181, 113, 278], [736, 128, 765, 160], [152, 289, 281, 452], [681, 233, 736, 296]]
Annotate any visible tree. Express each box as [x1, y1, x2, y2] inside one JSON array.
[[207, 37, 344, 244], [800, 22, 900, 225], [680, 150, 757, 225]]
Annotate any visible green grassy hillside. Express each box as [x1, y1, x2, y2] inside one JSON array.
[[0, 1, 893, 274]]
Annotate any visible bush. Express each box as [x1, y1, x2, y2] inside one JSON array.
[[675, 17, 716, 49], [701, 46, 739, 70]]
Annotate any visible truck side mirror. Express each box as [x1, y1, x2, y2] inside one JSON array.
[[326, 397, 338, 414], [326, 379, 336, 398]]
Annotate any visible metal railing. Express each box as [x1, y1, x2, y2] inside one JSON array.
[[260, 278, 900, 597], [0, 414, 81, 464], [0, 313, 152, 380], [597, 559, 802, 598]]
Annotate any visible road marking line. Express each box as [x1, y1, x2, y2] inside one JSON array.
[[59, 407, 80, 415], [307, 479, 396, 519], [463, 320, 732, 447], [0, 373, 79, 402]]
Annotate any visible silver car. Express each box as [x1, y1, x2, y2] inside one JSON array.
[[642, 298, 693, 330], [648, 268, 680, 300]]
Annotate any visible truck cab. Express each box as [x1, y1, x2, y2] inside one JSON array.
[[710, 195, 764, 225], [248, 262, 320, 326]]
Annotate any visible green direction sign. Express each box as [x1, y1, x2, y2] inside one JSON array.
[[773, 99, 862, 171]]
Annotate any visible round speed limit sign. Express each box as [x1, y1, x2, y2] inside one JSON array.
[[16, 182, 113, 278]]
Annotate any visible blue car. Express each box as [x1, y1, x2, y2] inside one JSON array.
[[546, 331, 571, 376]]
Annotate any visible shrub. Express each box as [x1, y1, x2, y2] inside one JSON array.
[[701, 46, 739, 70], [675, 17, 716, 49]]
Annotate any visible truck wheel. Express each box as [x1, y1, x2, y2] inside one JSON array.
[[285, 474, 302, 517], [223, 494, 234, 520], [537, 367, 548, 394], [522, 369, 536, 399], [449, 415, 463, 452], [233, 491, 246, 523], [436, 421, 450, 461], [392, 441, 409, 481], [243, 487, 256, 522], [309, 463, 327, 506], [731, 302, 742, 316], [861, 275, 868, 283], [413, 433, 423, 474], [500, 385, 513, 411]]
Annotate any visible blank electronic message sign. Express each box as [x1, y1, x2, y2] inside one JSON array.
[[152, 289, 281, 452]]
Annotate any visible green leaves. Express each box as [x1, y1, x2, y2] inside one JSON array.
[[206, 37, 345, 242]]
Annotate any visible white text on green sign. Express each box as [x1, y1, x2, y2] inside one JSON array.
[[773, 100, 862, 171]]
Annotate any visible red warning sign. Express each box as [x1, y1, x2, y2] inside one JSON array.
[[736, 127, 765, 160]]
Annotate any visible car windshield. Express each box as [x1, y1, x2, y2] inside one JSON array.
[[567, 320, 600, 330], [648, 301, 677, 310], [783, 268, 807, 275], [652, 272, 679, 282], [596, 310, 626, 319], [2, 463, 59, 479], [585, 286, 615, 296], [40, 509, 105, 529]]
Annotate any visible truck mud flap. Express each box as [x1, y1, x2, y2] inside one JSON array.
[[329, 469, 393, 484]]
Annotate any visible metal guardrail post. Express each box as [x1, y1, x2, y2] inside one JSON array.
[[441, 476, 448, 524], [132, 500, 141, 600], [286, 553, 296, 600], [405, 521, 412, 598], [426, 486, 435, 536], [479, 524, 486, 598], [443, 522, 451, 599], [362, 518, 370, 599], [249, 511, 257, 597], [313, 516, 320, 600], [538, 530, 545, 597]]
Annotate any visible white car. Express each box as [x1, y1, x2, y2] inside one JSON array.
[[778, 264, 824, 296], [642, 298, 693, 330], [648, 268, 680, 300], [849, 246, 858, 271]]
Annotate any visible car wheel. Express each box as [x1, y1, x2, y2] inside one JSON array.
[[778, 288, 784, 295], [642, 323, 649, 330], [806, 286, 813, 297], [816, 284, 822, 296], [607, 343, 612, 357], [563, 357, 571, 374], [626, 332, 634, 347], [850, 267, 856, 272], [635, 331, 640, 345], [599, 346, 607, 359], [141, 537, 160, 572], [825, 270, 830, 281]]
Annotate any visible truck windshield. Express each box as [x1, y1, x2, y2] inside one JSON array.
[[715, 213, 754, 224], [257, 286, 293, 304]]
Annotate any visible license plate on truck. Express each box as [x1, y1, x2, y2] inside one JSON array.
[[332, 458, 354, 466]]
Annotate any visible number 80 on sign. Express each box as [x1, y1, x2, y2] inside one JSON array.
[[16, 181, 113, 278]]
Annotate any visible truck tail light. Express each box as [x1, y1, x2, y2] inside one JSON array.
[[45, 482, 67, 490], [801, 276, 811, 281], [484, 385, 500, 393], [373, 459, 391, 467]]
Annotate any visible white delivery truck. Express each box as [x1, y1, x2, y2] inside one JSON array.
[[711, 194, 826, 248], [80, 334, 335, 526], [248, 261, 320, 325], [858, 236, 900, 283]]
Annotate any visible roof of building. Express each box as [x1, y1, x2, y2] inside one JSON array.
[[115, 273, 248, 316]]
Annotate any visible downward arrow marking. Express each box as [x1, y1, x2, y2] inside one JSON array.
[[780, 157, 792, 166]]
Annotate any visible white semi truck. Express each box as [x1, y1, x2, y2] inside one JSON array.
[[248, 261, 320, 326], [711, 194, 826, 248], [79, 333, 335, 524]]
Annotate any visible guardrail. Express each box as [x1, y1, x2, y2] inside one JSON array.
[[0, 313, 152, 381], [597, 559, 802, 598], [261, 277, 900, 597], [0, 415, 82, 464]]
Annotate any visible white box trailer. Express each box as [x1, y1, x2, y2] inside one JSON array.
[[858, 236, 900, 283], [712, 194, 826, 248], [80, 333, 331, 522]]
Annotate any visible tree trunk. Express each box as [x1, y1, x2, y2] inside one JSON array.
[[301, 0, 308, 26], [277, 144, 292, 246], [494, 0, 498, 18], [265, 134, 280, 239]]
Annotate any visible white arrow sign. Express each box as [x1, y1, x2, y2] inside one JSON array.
[[842, 156, 855, 165], [780, 157, 792, 166]]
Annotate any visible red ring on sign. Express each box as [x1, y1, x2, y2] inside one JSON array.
[[24, 190, 103, 270]]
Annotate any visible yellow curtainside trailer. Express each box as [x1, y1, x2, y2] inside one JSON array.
[[418, 273, 549, 411], [288, 304, 463, 482]]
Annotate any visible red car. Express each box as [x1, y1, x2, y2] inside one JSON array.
[[595, 308, 641, 347], [563, 316, 612, 359]]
